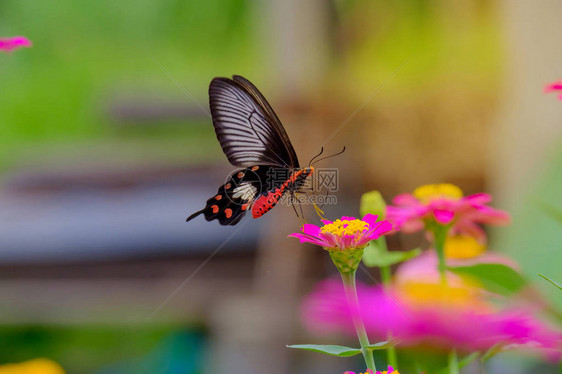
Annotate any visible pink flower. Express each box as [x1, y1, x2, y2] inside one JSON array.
[[289, 214, 393, 251], [394, 250, 520, 287], [302, 278, 561, 361], [301, 279, 409, 338], [386, 184, 510, 242], [343, 368, 398, 374], [376, 366, 399, 374], [545, 81, 562, 100], [0, 36, 32, 53]]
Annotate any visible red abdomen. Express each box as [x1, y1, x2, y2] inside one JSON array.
[[252, 191, 282, 218], [250, 167, 314, 219]]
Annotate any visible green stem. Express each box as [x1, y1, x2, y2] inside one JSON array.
[[379, 241, 397, 368], [340, 270, 377, 372], [448, 349, 460, 374], [433, 225, 449, 286], [386, 340, 397, 369]]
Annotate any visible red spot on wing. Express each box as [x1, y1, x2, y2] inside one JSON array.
[[225, 208, 233, 218], [215, 195, 222, 200], [211, 205, 219, 214]]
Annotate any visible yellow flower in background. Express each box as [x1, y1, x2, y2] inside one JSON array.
[[398, 281, 489, 311], [0, 359, 64, 374], [444, 234, 486, 259], [413, 183, 463, 203]]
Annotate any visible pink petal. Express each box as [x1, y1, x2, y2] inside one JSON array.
[[341, 216, 356, 221], [401, 219, 425, 232], [0, 36, 32, 52], [462, 193, 492, 206], [319, 231, 339, 248], [392, 193, 419, 206], [356, 221, 393, 247], [341, 234, 355, 249], [300, 223, 322, 237], [544, 81, 562, 93], [362, 213, 380, 227], [386, 206, 416, 227], [470, 206, 511, 225], [368, 220, 394, 239], [433, 209, 455, 224], [288, 232, 329, 247]]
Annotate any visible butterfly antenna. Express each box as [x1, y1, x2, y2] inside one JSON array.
[[308, 147, 324, 167], [311, 146, 346, 166]]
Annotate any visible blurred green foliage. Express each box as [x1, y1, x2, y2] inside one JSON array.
[[0, 324, 206, 373], [334, 0, 502, 100], [0, 0, 504, 172], [0, 0, 259, 170], [498, 147, 562, 309]]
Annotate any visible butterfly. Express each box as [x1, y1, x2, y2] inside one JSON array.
[[186, 75, 314, 226]]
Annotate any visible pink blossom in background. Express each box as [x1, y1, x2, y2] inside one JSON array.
[[302, 278, 561, 361], [301, 279, 408, 338], [0, 36, 32, 53], [393, 250, 520, 287], [343, 367, 398, 374], [545, 81, 562, 100], [385, 184, 510, 243], [376, 366, 399, 374], [289, 214, 394, 251]]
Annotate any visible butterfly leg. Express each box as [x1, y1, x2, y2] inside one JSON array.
[[289, 191, 306, 227], [313, 186, 332, 220], [313, 203, 327, 220], [295, 193, 307, 226]]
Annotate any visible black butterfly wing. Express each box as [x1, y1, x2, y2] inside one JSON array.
[[209, 76, 300, 169], [186, 166, 275, 226]]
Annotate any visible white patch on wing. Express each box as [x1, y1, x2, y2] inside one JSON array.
[[232, 183, 257, 201]]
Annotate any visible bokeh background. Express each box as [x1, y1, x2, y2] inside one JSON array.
[[1, 0, 561, 373]]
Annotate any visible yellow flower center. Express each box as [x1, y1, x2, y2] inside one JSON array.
[[445, 234, 486, 259], [399, 281, 487, 310], [321, 219, 369, 237], [413, 183, 463, 204]]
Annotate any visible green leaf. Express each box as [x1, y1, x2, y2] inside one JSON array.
[[363, 241, 421, 267], [538, 273, 562, 290], [365, 340, 394, 350], [286, 344, 361, 357], [360, 190, 386, 219], [448, 263, 527, 296]]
